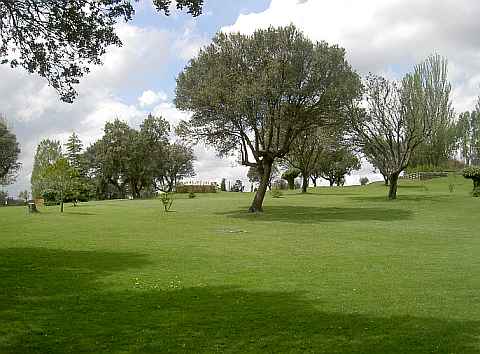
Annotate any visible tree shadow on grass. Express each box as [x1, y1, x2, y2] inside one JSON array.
[[217, 206, 412, 224], [0, 248, 479, 353], [349, 194, 451, 204]]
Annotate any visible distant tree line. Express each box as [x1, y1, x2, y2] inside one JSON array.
[[30, 115, 195, 211]]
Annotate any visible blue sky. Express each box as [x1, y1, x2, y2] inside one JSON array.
[[117, 1, 271, 105]]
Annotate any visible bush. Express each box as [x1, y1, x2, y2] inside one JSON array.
[[472, 187, 480, 197], [188, 192, 196, 199], [360, 177, 369, 186], [160, 193, 174, 212], [271, 189, 283, 198], [463, 166, 480, 197]]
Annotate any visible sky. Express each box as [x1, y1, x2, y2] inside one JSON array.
[[2, 0, 480, 196]]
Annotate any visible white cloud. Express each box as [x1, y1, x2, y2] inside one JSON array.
[[223, 0, 480, 112], [138, 90, 168, 107]]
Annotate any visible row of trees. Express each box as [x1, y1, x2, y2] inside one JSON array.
[[31, 115, 195, 210]]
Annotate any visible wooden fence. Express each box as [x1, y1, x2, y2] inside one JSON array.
[[401, 172, 449, 181]]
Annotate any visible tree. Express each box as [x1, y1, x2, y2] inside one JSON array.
[[0, 117, 20, 185], [463, 166, 480, 196], [457, 102, 480, 166], [317, 147, 360, 187], [65, 133, 84, 172], [351, 55, 448, 200], [176, 25, 361, 212], [31, 139, 63, 198], [285, 128, 334, 193], [0, 0, 204, 102], [282, 168, 301, 190], [220, 178, 226, 192], [409, 55, 456, 168], [18, 190, 29, 201], [156, 143, 195, 192], [41, 158, 76, 212], [247, 163, 278, 190]]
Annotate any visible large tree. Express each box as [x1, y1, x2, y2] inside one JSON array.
[[31, 139, 62, 198], [0, 0, 204, 102], [176, 25, 361, 212], [0, 117, 20, 185], [351, 55, 449, 199], [409, 55, 456, 168]]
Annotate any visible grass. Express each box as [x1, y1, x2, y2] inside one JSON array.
[[1, 176, 479, 353]]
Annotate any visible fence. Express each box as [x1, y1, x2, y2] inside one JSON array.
[[176, 184, 217, 193], [402, 172, 449, 181]]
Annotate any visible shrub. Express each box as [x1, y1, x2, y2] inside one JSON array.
[[188, 192, 196, 199], [271, 189, 283, 198], [360, 177, 369, 186], [463, 166, 480, 197], [160, 193, 174, 212]]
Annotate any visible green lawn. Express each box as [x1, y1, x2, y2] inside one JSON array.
[[1, 177, 479, 353]]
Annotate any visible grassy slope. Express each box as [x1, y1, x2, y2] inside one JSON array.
[[0, 176, 479, 353]]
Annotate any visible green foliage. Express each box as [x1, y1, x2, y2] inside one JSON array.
[[316, 147, 360, 187], [360, 177, 369, 186], [0, 0, 204, 102], [188, 192, 196, 199], [462, 166, 480, 179], [282, 168, 301, 190], [472, 187, 480, 197], [31, 139, 63, 198], [270, 189, 283, 198], [176, 25, 361, 212], [463, 166, 480, 196], [0, 117, 20, 185], [352, 55, 452, 200], [220, 178, 226, 192]]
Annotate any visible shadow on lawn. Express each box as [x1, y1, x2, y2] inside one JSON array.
[[349, 194, 451, 203], [217, 206, 412, 224], [1, 247, 479, 354]]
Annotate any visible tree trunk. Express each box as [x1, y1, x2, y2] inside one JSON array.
[[60, 201, 64, 213], [382, 174, 389, 186], [311, 177, 317, 187], [301, 175, 308, 193], [286, 178, 295, 190], [388, 172, 400, 200], [249, 159, 273, 213], [329, 179, 334, 187]]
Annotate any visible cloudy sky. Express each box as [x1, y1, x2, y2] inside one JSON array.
[[2, 0, 480, 196]]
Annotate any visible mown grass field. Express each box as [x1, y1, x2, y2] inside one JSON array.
[[1, 176, 479, 353]]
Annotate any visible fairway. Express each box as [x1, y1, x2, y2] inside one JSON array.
[[1, 177, 479, 353]]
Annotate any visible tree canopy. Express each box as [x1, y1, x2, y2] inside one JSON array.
[[176, 25, 361, 212], [0, 0, 204, 102], [350, 55, 450, 200], [0, 117, 20, 185]]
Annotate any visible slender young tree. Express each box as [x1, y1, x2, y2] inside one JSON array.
[[176, 25, 361, 212]]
